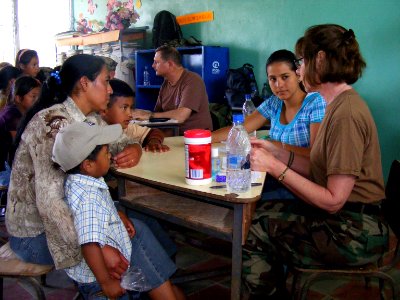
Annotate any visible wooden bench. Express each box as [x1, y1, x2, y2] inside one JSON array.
[[0, 242, 53, 300]]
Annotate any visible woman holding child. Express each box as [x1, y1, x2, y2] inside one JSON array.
[[6, 54, 184, 299], [243, 24, 388, 299]]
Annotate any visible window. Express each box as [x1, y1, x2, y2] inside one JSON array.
[[0, 0, 71, 68]]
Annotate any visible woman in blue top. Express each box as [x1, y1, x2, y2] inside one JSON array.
[[212, 49, 326, 157]]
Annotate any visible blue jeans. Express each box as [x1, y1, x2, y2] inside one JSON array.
[[77, 281, 139, 300], [9, 233, 54, 265], [127, 210, 177, 258], [9, 217, 177, 290]]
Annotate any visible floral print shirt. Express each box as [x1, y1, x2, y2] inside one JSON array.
[[6, 97, 137, 269]]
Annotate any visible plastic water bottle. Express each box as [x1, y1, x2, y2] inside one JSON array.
[[215, 146, 227, 183], [242, 94, 256, 137], [226, 114, 251, 193], [261, 82, 271, 100], [143, 66, 150, 86], [211, 147, 221, 181]]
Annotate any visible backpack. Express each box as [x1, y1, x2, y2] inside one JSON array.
[[209, 103, 233, 130], [152, 10, 183, 48], [225, 63, 262, 108]]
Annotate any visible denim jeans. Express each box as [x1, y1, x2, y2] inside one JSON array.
[[129, 218, 177, 289], [9, 232, 54, 265], [126, 210, 177, 258], [77, 281, 140, 300], [9, 217, 177, 290]]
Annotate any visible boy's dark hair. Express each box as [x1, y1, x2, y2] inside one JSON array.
[[65, 144, 105, 174], [108, 79, 135, 107]]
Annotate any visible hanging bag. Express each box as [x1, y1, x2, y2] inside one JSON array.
[[152, 10, 183, 48]]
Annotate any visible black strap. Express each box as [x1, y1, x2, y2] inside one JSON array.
[[342, 202, 382, 215]]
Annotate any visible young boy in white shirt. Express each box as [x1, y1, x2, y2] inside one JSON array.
[[100, 78, 169, 153]]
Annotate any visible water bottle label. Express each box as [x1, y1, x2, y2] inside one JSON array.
[[227, 154, 250, 170], [215, 174, 226, 182]]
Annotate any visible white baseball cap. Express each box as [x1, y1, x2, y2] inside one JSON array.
[[52, 122, 122, 172]]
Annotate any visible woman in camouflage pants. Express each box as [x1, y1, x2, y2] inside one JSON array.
[[243, 24, 388, 298]]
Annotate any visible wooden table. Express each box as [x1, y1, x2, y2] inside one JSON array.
[[112, 136, 265, 300]]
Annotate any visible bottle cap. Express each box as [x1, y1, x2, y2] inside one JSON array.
[[211, 147, 219, 157], [184, 129, 211, 138], [232, 114, 244, 124]]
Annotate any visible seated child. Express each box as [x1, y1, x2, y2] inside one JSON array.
[[101, 78, 170, 153], [101, 78, 178, 259], [52, 122, 183, 300]]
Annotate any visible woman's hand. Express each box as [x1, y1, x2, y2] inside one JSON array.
[[144, 140, 170, 152], [250, 146, 277, 173], [101, 245, 130, 279], [251, 138, 279, 155], [113, 144, 142, 168], [118, 211, 136, 238]]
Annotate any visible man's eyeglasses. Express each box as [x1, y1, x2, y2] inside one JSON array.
[[294, 57, 304, 68]]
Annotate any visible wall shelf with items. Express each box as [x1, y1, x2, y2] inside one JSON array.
[[54, 27, 148, 64], [135, 46, 229, 110]]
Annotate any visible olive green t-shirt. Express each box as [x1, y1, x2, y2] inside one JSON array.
[[310, 89, 384, 203]]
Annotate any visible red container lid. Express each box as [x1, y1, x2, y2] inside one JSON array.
[[184, 129, 211, 138]]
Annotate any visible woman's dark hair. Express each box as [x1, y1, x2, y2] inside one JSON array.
[[15, 49, 38, 68], [66, 144, 105, 174], [11, 76, 41, 102], [0, 66, 22, 90], [266, 49, 305, 92], [108, 78, 135, 107], [12, 54, 106, 161], [266, 49, 298, 73], [300, 24, 366, 86]]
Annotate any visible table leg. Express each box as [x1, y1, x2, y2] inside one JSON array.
[[231, 203, 243, 300], [117, 177, 126, 198]]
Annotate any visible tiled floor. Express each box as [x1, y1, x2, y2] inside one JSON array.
[[1, 221, 400, 299]]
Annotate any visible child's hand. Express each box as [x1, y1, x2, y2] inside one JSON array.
[[144, 140, 170, 152], [118, 211, 136, 238], [100, 277, 126, 299], [102, 245, 129, 279]]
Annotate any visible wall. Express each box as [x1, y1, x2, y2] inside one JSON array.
[[74, 0, 400, 179]]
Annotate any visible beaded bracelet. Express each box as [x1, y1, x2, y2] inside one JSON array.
[[278, 151, 294, 182]]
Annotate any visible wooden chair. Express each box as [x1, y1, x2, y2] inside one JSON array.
[[0, 242, 53, 300], [290, 160, 400, 300]]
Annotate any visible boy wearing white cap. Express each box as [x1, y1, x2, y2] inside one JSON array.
[[52, 122, 135, 299]]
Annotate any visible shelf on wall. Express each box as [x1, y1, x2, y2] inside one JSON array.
[[55, 27, 149, 47]]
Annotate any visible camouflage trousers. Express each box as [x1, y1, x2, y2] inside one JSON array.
[[242, 200, 389, 296]]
